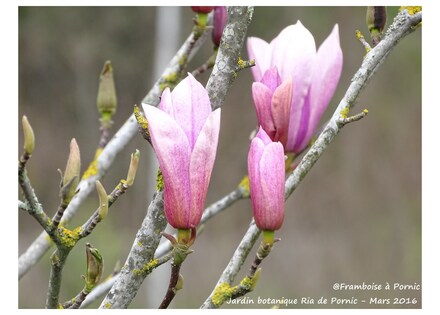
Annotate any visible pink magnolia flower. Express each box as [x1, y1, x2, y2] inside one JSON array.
[[248, 21, 343, 154], [143, 74, 221, 230], [248, 127, 285, 231]]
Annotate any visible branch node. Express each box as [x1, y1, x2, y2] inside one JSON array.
[[355, 30, 372, 54], [337, 108, 369, 127]]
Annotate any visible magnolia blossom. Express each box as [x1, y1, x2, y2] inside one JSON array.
[[248, 127, 285, 231], [248, 21, 343, 154], [143, 74, 221, 230]]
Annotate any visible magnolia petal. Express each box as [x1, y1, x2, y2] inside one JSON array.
[[252, 82, 276, 139], [298, 24, 343, 152], [247, 37, 272, 82], [271, 76, 292, 147], [142, 104, 191, 229], [170, 73, 212, 150], [158, 87, 174, 116], [270, 21, 316, 83], [248, 134, 266, 227], [257, 141, 285, 231], [271, 21, 317, 152], [189, 109, 221, 227], [255, 125, 273, 145], [260, 67, 282, 93]]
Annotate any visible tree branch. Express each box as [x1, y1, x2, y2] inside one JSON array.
[[98, 190, 168, 308], [201, 9, 422, 309], [206, 6, 255, 110]]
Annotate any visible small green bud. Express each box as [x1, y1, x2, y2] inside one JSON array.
[[126, 149, 140, 186], [175, 274, 184, 291], [84, 243, 103, 291], [366, 6, 387, 46], [250, 268, 262, 291], [97, 60, 117, 121], [61, 139, 81, 204], [96, 180, 108, 220], [22, 115, 35, 155]]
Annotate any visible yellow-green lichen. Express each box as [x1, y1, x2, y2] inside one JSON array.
[[340, 107, 350, 119], [238, 175, 250, 197], [116, 179, 128, 191], [156, 169, 164, 191], [82, 148, 103, 180], [400, 6, 421, 15], [103, 302, 112, 309], [57, 226, 81, 248], [134, 105, 148, 131], [212, 282, 237, 307], [133, 259, 158, 277], [239, 276, 254, 291], [159, 72, 180, 91]]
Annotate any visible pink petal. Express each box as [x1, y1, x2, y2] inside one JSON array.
[[158, 87, 173, 115], [271, 21, 317, 152], [271, 76, 292, 147], [270, 21, 316, 83], [298, 24, 343, 152], [247, 37, 272, 82], [257, 141, 285, 230], [260, 67, 282, 93], [170, 73, 212, 150], [189, 109, 221, 227], [142, 104, 191, 229], [252, 82, 276, 139], [255, 125, 273, 145], [248, 135, 266, 226]]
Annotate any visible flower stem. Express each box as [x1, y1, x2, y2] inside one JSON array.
[[158, 263, 181, 309]]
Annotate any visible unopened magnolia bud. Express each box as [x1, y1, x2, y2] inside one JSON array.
[[22, 115, 35, 155], [212, 6, 227, 47], [96, 180, 108, 220], [97, 60, 117, 120], [62, 139, 81, 204], [366, 6, 387, 46], [85, 243, 103, 291], [191, 6, 214, 13], [126, 149, 140, 186]]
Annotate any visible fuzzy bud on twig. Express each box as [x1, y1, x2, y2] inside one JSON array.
[[97, 60, 117, 121], [22, 115, 35, 155], [126, 149, 140, 186], [61, 139, 81, 204], [366, 6, 387, 46], [84, 243, 103, 292], [96, 180, 108, 220]]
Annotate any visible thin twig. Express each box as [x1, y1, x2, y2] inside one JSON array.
[[158, 263, 181, 309]]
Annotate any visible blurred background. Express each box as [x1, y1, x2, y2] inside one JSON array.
[[18, 7, 421, 309]]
